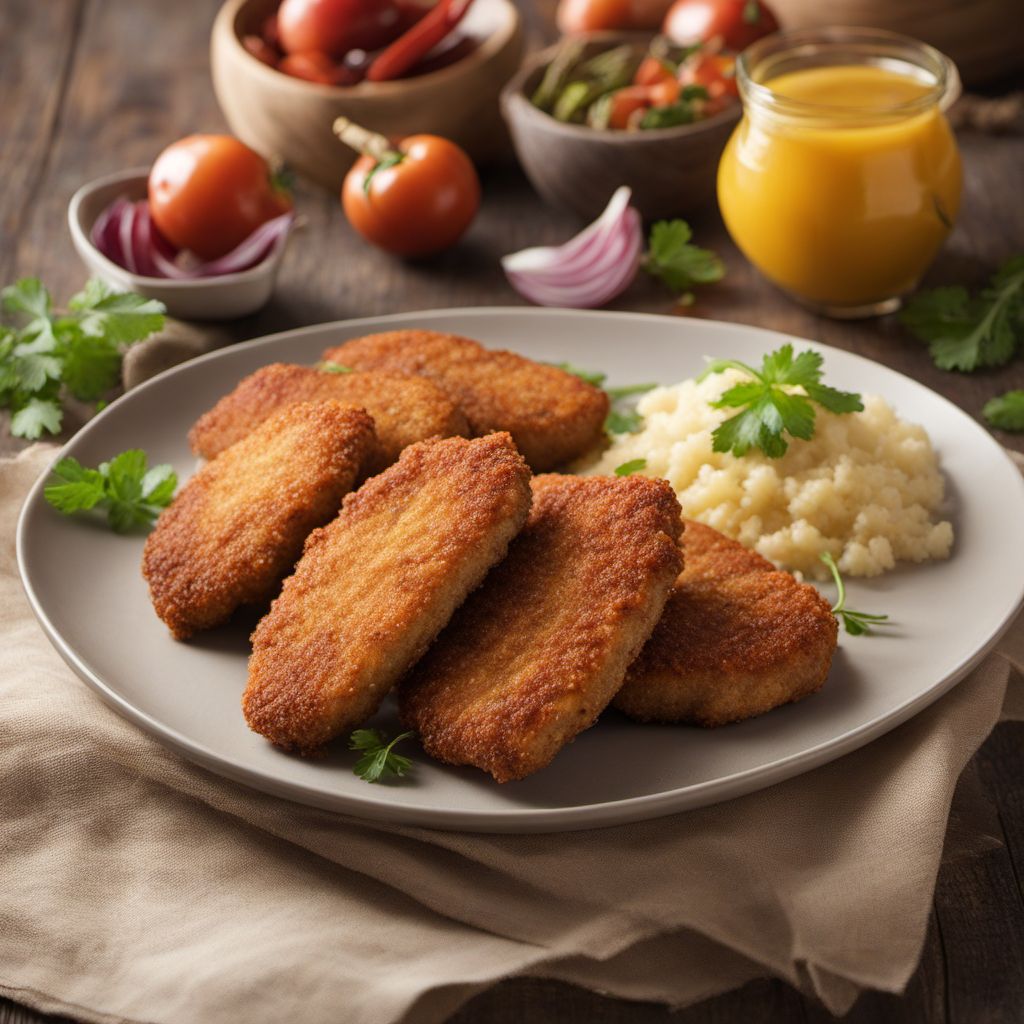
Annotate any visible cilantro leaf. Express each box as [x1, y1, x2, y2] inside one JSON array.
[[318, 361, 354, 374], [704, 344, 863, 458], [43, 450, 177, 532], [349, 729, 415, 783], [644, 220, 725, 302], [11, 397, 63, 439], [820, 552, 890, 636], [983, 390, 1024, 431], [900, 255, 1024, 371], [614, 458, 647, 476], [1, 277, 165, 439]]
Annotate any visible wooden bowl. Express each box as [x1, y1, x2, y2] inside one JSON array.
[[501, 36, 741, 222], [211, 0, 524, 192], [768, 0, 1024, 87]]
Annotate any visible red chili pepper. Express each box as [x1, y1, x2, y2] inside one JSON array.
[[366, 0, 476, 82]]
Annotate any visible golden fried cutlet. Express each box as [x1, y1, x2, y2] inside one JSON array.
[[321, 330, 609, 471], [399, 474, 684, 783], [188, 362, 468, 472], [143, 401, 375, 641], [242, 432, 533, 754], [613, 520, 838, 725]]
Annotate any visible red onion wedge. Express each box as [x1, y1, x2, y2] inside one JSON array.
[[501, 187, 643, 308], [90, 198, 295, 279]]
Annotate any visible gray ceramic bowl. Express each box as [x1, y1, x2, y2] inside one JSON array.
[[501, 35, 741, 221]]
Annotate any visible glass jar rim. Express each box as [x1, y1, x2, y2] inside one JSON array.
[[737, 26, 960, 123]]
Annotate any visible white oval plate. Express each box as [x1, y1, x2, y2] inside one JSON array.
[[16, 308, 1024, 832]]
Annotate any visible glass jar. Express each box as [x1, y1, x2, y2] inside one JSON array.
[[717, 28, 962, 318]]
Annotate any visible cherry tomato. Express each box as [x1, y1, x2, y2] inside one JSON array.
[[605, 86, 653, 129], [278, 0, 405, 58], [279, 51, 355, 84], [556, 0, 673, 33], [242, 35, 280, 67], [648, 77, 681, 105], [633, 56, 676, 87], [148, 135, 292, 261], [679, 52, 738, 99], [663, 0, 779, 51], [342, 134, 480, 257]]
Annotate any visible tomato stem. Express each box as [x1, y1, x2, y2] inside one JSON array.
[[333, 117, 401, 162]]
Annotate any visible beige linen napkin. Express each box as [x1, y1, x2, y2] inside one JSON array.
[[1, 444, 1021, 1024]]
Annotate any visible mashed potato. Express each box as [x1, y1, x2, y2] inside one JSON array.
[[584, 370, 953, 578]]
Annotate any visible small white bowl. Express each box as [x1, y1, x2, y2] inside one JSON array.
[[68, 168, 293, 320]]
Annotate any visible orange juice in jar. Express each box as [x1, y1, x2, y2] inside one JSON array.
[[717, 28, 962, 317]]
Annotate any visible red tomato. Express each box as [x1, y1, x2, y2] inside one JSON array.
[[633, 56, 676, 87], [679, 52, 739, 99], [342, 134, 480, 257], [605, 86, 653, 129], [556, 0, 673, 33], [648, 77, 681, 105], [663, 0, 779, 50], [242, 35, 280, 67], [148, 136, 292, 261], [278, 0, 405, 57], [279, 51, 355, 84]]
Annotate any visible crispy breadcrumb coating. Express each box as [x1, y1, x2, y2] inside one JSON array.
[[143, 401, 376, 640], [243, 432, 533, 754]]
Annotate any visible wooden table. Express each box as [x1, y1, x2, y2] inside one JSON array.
[[2, 1, 1022, 1021]]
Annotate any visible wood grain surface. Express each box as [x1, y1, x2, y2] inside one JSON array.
[[1, 1, 1023, 1021]]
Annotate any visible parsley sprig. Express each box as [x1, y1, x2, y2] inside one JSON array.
[[900, 255, 1024, 372], [699, 345, 863, 458], [554, 363, 657, 435], [0, 278, 165, 439], [819, 553, 890, 636], [317, 361, 354, 374], [349, 729, 415, 783], [615, 458, 647, 476], [643, 220, 725, 304], [44, 450, 177, 533], [983, 390, 1024, 431]]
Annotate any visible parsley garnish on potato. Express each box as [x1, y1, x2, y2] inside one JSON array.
[[44, 449, 177, 533], [349, 728, 415, 783], [0, 278, 165, 439], [900, 254, 1024, 372], [700, 345, 863, 458]]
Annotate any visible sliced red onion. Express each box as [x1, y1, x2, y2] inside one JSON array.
[[501, 187, 643, 309], [90, 197, 295, 279]]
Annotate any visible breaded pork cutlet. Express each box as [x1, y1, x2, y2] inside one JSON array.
[[242, 432, 532, 754], [399, 474, 683, 783], [321, 330, 609, 471], [143, 401, 375, 640], [614, 520, 838, 726], [188, 362, 468, 472]]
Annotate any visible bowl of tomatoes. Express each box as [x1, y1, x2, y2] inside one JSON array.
[[211, 0, 524, 192], [501, 31, 743, 222]]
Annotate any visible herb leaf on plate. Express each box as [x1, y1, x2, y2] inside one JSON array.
[[900, 255, 1024, 371], [44, 449, 177, 533], [820, 553, 890, 636], [983, 390, 1024, 431], [614, 458, 647, 476], [349, 729, 415, 783], [554, 362, 657, 435], [700, 345, 863, 458]]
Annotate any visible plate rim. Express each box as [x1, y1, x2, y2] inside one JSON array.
[[16, 306, 1024, 833]]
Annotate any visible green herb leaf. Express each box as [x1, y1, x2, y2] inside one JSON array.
[[640, 102, 696, 130], [615, 458, 647, 476], [900, 255, 1024, 371], [43, 450, 177, 532], [11, 397, 63, 439], [820, 552, 891, 636], [349, 729, 415, 783], [705, 344, 863, 458], [644, 220, 725, 302], [983, 390, 1024, 431], [69, 288, 166, 346], [556, 362, 655, 436], [317, 361, 355, 374], [553, 362, 607, 387]]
